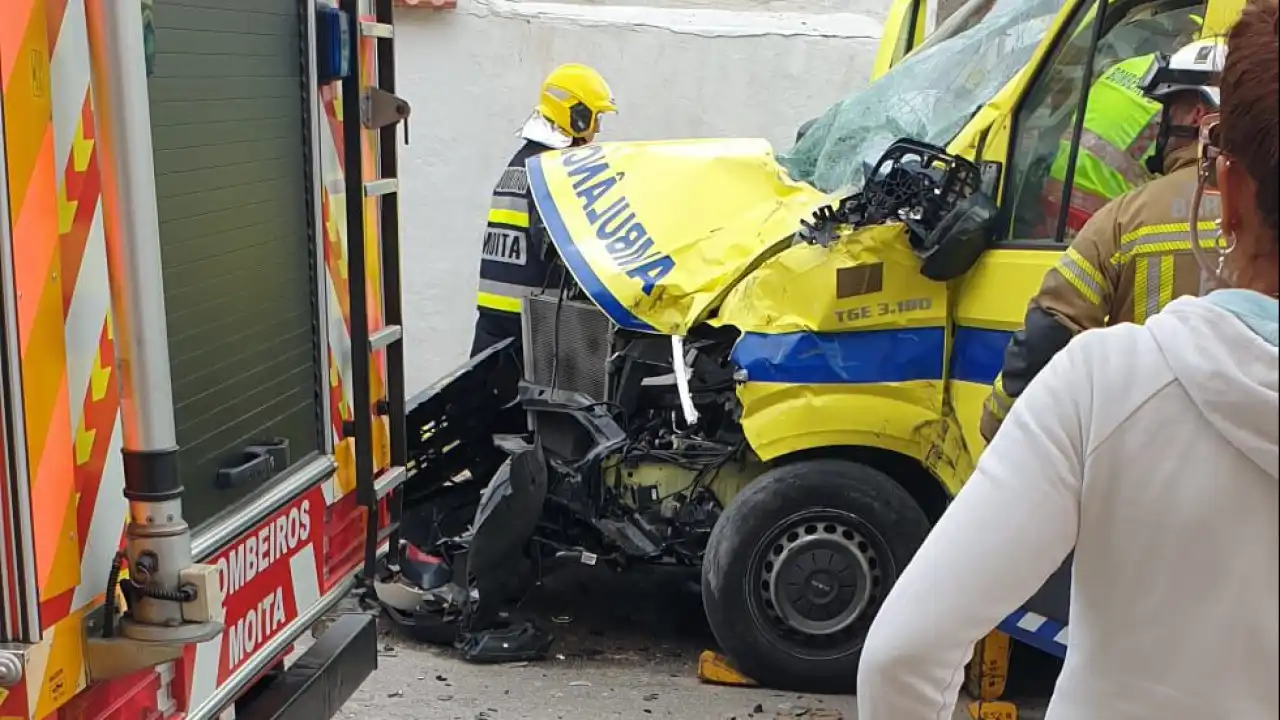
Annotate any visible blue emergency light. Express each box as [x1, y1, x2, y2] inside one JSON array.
[[316, 4, 351, 84]]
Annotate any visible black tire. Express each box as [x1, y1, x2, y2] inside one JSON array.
[[701, 458, 930, 693]]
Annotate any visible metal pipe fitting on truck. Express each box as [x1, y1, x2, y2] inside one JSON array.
[[84, 0, 222, 650]]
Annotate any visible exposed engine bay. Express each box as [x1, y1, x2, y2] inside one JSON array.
[[377, 139, 994, 663], [380, 320, 762, 660]]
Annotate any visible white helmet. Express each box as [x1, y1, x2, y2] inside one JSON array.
[[1140, 37, 1227, 108]]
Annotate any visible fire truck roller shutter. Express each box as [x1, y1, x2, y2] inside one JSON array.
[[148, 0, 323, 527]]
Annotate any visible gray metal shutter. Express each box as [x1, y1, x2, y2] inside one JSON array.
[[149, 0, 322, 527]]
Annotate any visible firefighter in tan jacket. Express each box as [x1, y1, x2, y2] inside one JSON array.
[[982, 39, 1226, 440]]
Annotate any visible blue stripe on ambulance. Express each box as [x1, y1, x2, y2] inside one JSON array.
[[732, 327, 946, 384], [731, 326, 1015, 385], [525, 154, 656, 333], [950, 327, 1012, 384], [999, 608, 1069, 658]]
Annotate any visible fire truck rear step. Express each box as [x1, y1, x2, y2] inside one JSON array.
[[234, 613, 377, 720]]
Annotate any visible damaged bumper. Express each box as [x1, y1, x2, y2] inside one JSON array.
[[379, 371, 641, 655], [376, 436, 559, 662], [402, 338, 524, 508]]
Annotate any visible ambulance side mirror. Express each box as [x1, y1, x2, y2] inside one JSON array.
[[911, 192, 998, 282]]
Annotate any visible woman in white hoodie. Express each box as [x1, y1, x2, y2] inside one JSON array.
[[855, 1, 1280, 718]]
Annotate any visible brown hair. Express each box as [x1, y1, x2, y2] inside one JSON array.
[[1220, 0, 1280, 239]]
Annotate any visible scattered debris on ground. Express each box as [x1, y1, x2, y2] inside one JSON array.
[[334, 565, 1042, 719]]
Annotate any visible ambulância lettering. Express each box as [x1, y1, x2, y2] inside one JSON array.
[[561, 145, 677, 295]]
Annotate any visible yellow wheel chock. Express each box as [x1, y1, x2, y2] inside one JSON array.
[[699, 630, 1023, 720], [965, 630, 1018, 719], [967, 699, 1019, 719], [967, 630, 1011, 699], [697, 649, 759, 686]]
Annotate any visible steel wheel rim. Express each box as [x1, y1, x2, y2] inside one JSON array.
[[747, 509, 890, 660]]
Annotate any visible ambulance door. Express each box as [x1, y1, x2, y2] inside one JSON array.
[[948, 0, 1211, 654], [950, 0, 1208, 455]]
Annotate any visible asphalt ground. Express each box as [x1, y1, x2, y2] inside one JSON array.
[[335, 565, 1057, 720]]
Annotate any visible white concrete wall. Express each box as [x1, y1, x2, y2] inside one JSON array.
[[395, 0, 886, 394]]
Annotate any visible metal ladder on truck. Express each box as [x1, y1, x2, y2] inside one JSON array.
[[339, 0, 413, 595]]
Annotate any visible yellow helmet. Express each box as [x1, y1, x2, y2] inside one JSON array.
[[536, 64, 617, 140]]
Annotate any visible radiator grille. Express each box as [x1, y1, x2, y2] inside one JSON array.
[[522, 295, 613, 401]]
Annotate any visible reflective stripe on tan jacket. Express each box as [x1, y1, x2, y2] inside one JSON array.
[[981, 144, 1221, 441]]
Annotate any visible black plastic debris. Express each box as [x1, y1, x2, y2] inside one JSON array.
[[457, 620, 555, 664]]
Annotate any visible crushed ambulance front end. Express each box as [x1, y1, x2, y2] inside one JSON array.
[[523, 137, 967, 475], [523, 135, 989, 483], [390, 128, 997, 690], [521, 135, 996, 691], [390, 0, 1094, 690]]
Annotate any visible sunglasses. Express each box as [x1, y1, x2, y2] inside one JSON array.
[[1197, 112, 1222, 192]]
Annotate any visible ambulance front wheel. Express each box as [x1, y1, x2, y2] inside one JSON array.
[[701, 458, 931, 693]]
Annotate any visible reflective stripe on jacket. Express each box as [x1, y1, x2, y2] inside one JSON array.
[[1046, 54, 1162, 235], [476, 140, 558, 316], [981, 145, 1221, 441]]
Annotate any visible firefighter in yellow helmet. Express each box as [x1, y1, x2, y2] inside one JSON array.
[[471, 64, 617, 361], [981, 37, 1226, 441]]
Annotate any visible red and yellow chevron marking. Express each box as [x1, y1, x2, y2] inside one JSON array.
[[358, 28, 386, 335], [318, 81, 354, 468], [321, 188, 353, 326], [361, 31, 394, 474], [319, 26, 394, 495], [54, 86, 119, 614], [317, 32, 390, 342], [319, 84, 347, 173], [74, 315, 118, 553], [328, 348, 351, 430], [3, 0, 81, 619], [357, 30, 390, 473], [328, 347, 359, 496], [58, 93, 100, 313], [46, 51, 110, 639], [321, 177, 357, 497]]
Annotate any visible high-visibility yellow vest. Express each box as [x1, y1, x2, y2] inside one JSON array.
[[1046, 54, 1162, 232]]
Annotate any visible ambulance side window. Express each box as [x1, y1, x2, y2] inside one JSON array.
[[1003, 0, 1206, 243]]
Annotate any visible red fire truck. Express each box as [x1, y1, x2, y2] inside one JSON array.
[[0, 1, 410, 717]]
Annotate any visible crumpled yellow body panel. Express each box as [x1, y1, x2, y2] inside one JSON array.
[[715, 224, 946, 334], [526, 139, 831, 335], [737, 380, 942, 460], [716, 223, 971, 494]]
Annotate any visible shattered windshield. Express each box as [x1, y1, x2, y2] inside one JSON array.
[[780, 0, 1069, 192]]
